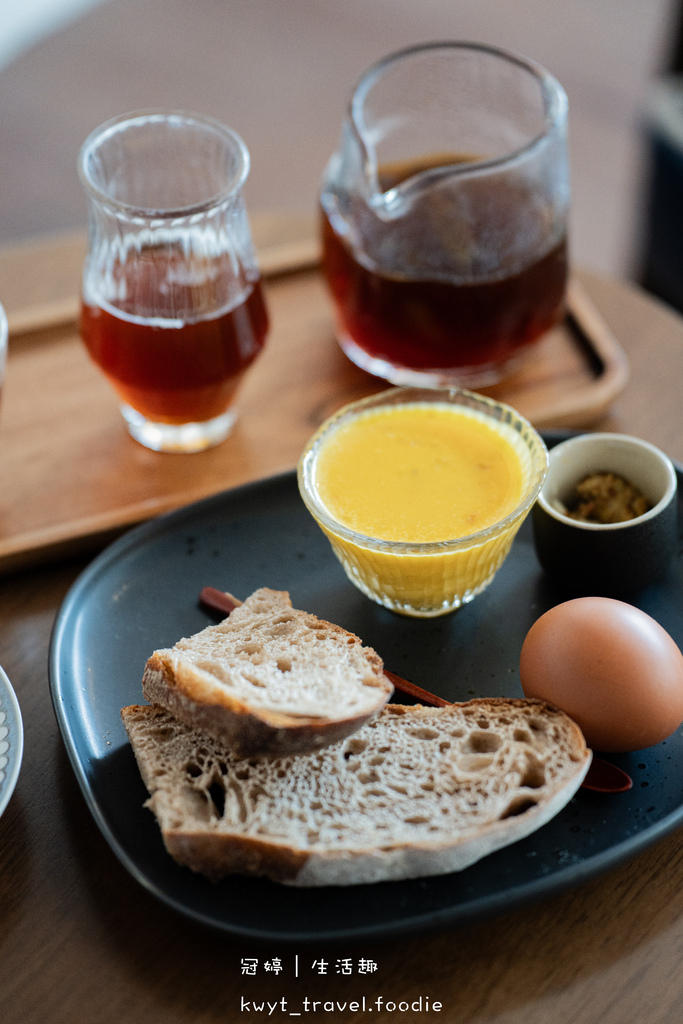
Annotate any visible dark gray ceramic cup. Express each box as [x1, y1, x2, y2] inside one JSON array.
[[532, 433, 678, 597]]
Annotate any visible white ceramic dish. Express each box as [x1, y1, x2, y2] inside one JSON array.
[[0, 666, 23, 818]]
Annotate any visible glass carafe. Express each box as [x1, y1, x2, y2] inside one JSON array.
[[320, 42, 570, 388]]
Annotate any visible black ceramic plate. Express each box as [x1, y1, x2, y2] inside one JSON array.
[[49, 435, 683, 943]]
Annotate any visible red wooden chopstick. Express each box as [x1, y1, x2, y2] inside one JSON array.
[[199, 586, 241, 615], [381, 669, 452, 707]]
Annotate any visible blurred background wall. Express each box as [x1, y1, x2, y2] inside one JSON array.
[[0, 0, 678, 282]]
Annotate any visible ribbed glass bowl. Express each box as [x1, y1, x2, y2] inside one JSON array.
[[297, 387, 548, 617]]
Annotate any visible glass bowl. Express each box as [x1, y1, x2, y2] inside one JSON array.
[[297, 387, 548, 617]]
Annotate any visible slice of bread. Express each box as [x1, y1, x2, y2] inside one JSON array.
[[121, 698, 591, 886], [141, 588, 393, 758]]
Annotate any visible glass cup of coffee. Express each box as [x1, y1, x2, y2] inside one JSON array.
[[78, 110, 268, 452], [320, 42, 569, 388]]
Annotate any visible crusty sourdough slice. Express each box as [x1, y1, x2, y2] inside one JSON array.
[[141, 588, 392, 758], [121, 698, 591, 887]]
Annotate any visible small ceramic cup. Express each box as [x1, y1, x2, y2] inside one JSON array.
[[532, 432, 678, 596]]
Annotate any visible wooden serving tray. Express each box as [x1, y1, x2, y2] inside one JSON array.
[[0, 213, 629, 574]]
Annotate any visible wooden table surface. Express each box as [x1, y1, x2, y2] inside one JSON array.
[[0, 242, 683, 1024]]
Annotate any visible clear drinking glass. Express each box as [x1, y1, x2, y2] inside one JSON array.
[[78, 110, 268, 453], [320, 42, 570, 388]]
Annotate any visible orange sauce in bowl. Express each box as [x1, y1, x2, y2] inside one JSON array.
[[314, 403, 523, 542], [301, 398, 541, 616]]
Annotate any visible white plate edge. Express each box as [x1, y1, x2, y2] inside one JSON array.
[[0, 665, 23, 818]]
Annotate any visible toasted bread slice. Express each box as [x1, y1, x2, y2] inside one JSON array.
[[121, 698, 591, 886], [141, 587, 392, 758]]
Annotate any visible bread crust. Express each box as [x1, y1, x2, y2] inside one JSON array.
[[142, 656, 386, 758], [141, 588, 392, 758], [122, 699, 592, 887], [163, 830, 311, 884]]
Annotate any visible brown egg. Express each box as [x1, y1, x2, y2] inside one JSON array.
[[519, 597, 683, 751]]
